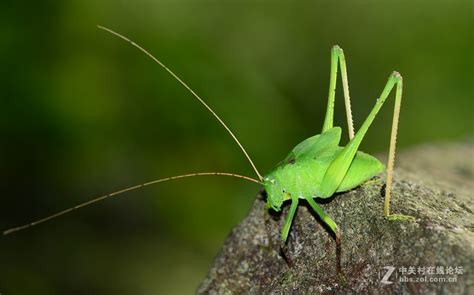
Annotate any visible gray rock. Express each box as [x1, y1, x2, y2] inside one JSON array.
[[198, 141, 474, 294]]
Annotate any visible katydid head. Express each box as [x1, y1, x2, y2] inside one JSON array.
[[263, 176, 286, 211]]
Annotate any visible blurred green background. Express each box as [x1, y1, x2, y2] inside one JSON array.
[[1, 0, 472, 294]]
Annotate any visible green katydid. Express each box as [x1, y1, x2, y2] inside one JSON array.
[[3, 26, 413, 255]]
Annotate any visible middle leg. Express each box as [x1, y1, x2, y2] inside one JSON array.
[[304, 195, 341, 274]]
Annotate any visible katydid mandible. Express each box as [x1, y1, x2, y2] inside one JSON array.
[[3, 27, 413, 250]]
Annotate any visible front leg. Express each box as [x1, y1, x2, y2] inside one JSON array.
[[281, 193, 299, 242]]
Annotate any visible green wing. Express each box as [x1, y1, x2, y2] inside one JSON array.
[[284, 127, 341, 162]]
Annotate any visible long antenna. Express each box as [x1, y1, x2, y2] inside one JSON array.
[[97, 25, 263, 182], [3, 172, 261, 235]]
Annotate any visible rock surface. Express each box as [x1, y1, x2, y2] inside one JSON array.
[[198, 140, 474, 294]]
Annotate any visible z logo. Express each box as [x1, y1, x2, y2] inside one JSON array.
[[380, 266, 396, 284]]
